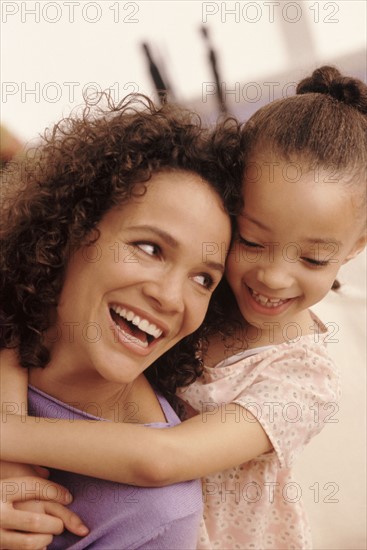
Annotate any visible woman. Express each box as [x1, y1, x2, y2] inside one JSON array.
[[0, 94, 241, 549]]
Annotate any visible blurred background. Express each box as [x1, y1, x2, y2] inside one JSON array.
[[1, 1, 366, 548], [1, 0, 366, 139]]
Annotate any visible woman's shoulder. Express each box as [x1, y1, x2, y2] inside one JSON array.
[[28, 379, 181, 426]]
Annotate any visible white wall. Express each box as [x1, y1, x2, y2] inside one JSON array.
[[2, 1, 366, 140]]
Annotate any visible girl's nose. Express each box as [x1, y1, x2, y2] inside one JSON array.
[[256, 262, 294, 291]]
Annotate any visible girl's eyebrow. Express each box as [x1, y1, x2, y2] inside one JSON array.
[[240, 213, 269, 231], [303, 237, 343, 246], [241, 217, 343, 248]]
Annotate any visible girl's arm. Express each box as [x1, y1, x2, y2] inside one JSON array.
[[0, 349, 32, 479], [0, 349, 271, 486], [1, 405, 271, 487], [0, 348, 28, 416], [0, 350, 89, 542], [0, 351, 40, 481]]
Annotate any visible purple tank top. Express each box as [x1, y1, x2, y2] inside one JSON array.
[[28, 385, 202, 549]]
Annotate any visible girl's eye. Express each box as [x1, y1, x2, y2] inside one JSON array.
[[135, 242, 160, 257], [238, 235, 263, 249], [302, 257, 329, 267], [192, 273, 215, 290]]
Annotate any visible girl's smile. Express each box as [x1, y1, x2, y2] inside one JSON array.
[[227, 155, 366, 334], [245, 285, 295, 316]]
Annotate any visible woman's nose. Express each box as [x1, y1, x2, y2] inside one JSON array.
[[142, 274, 185, 313]]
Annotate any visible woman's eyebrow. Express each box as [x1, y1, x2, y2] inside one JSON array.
[[127, 225, 178, 248], [128, 225, 225, 274], [204, 261, 225, 276]]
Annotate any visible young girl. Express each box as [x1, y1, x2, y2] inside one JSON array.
[[2, 66, 366, 549]]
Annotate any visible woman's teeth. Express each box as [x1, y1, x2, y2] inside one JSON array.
[[251, 289, 287, 308], [110, 305, 163, 339]]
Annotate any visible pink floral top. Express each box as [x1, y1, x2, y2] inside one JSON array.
[[178, 316, 340, 550]]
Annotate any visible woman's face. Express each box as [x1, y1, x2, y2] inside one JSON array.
[[47, 170, 231, 384]]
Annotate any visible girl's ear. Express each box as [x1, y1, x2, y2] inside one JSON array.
[[343, 232, 367, 264]]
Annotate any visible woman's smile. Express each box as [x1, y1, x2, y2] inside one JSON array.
[[109, 303, 166, 352], [46, 170, 231, 387]]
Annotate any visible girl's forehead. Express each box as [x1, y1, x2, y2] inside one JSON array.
[[242, 154, 358, 192], [237, 170, 365, 250]]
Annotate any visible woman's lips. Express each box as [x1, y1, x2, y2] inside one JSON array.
[[108, 303, 165, 355]]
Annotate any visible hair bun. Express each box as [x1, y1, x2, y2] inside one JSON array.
[[297, 65, 367, 115]]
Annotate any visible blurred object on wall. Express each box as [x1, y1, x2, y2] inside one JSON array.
[[0, 125, 23, 168], [200, 26, 227, 114], [142, 42, 172, 104]]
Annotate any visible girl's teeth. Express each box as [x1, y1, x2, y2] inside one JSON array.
[[250, 290, 286, 308]]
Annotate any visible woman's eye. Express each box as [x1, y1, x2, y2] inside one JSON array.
[[238, 236, 263, 249], [135, 242, 160, 256], [302, 257, 329, 267], [192, 273, 215, 290]]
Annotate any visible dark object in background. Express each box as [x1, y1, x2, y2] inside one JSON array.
[[200, 26, 227, 114], [142, 43, 169, 104]]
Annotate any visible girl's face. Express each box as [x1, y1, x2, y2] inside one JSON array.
[[47, 170, 231, 384], [226, 155, 366, 330]]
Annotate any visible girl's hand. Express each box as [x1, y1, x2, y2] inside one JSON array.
[[0, 461, 49, 480], [0, 476, 89, 550]]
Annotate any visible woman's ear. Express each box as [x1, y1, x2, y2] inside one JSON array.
[[343, 232, 367, 264]]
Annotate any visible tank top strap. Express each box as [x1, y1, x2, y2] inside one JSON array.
[[156, 392, 180, 426]]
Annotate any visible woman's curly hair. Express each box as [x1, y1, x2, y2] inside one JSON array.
[[1, 93, 243, 408]]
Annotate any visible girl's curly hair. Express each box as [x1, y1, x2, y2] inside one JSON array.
[[1, 94, 242, 408]]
